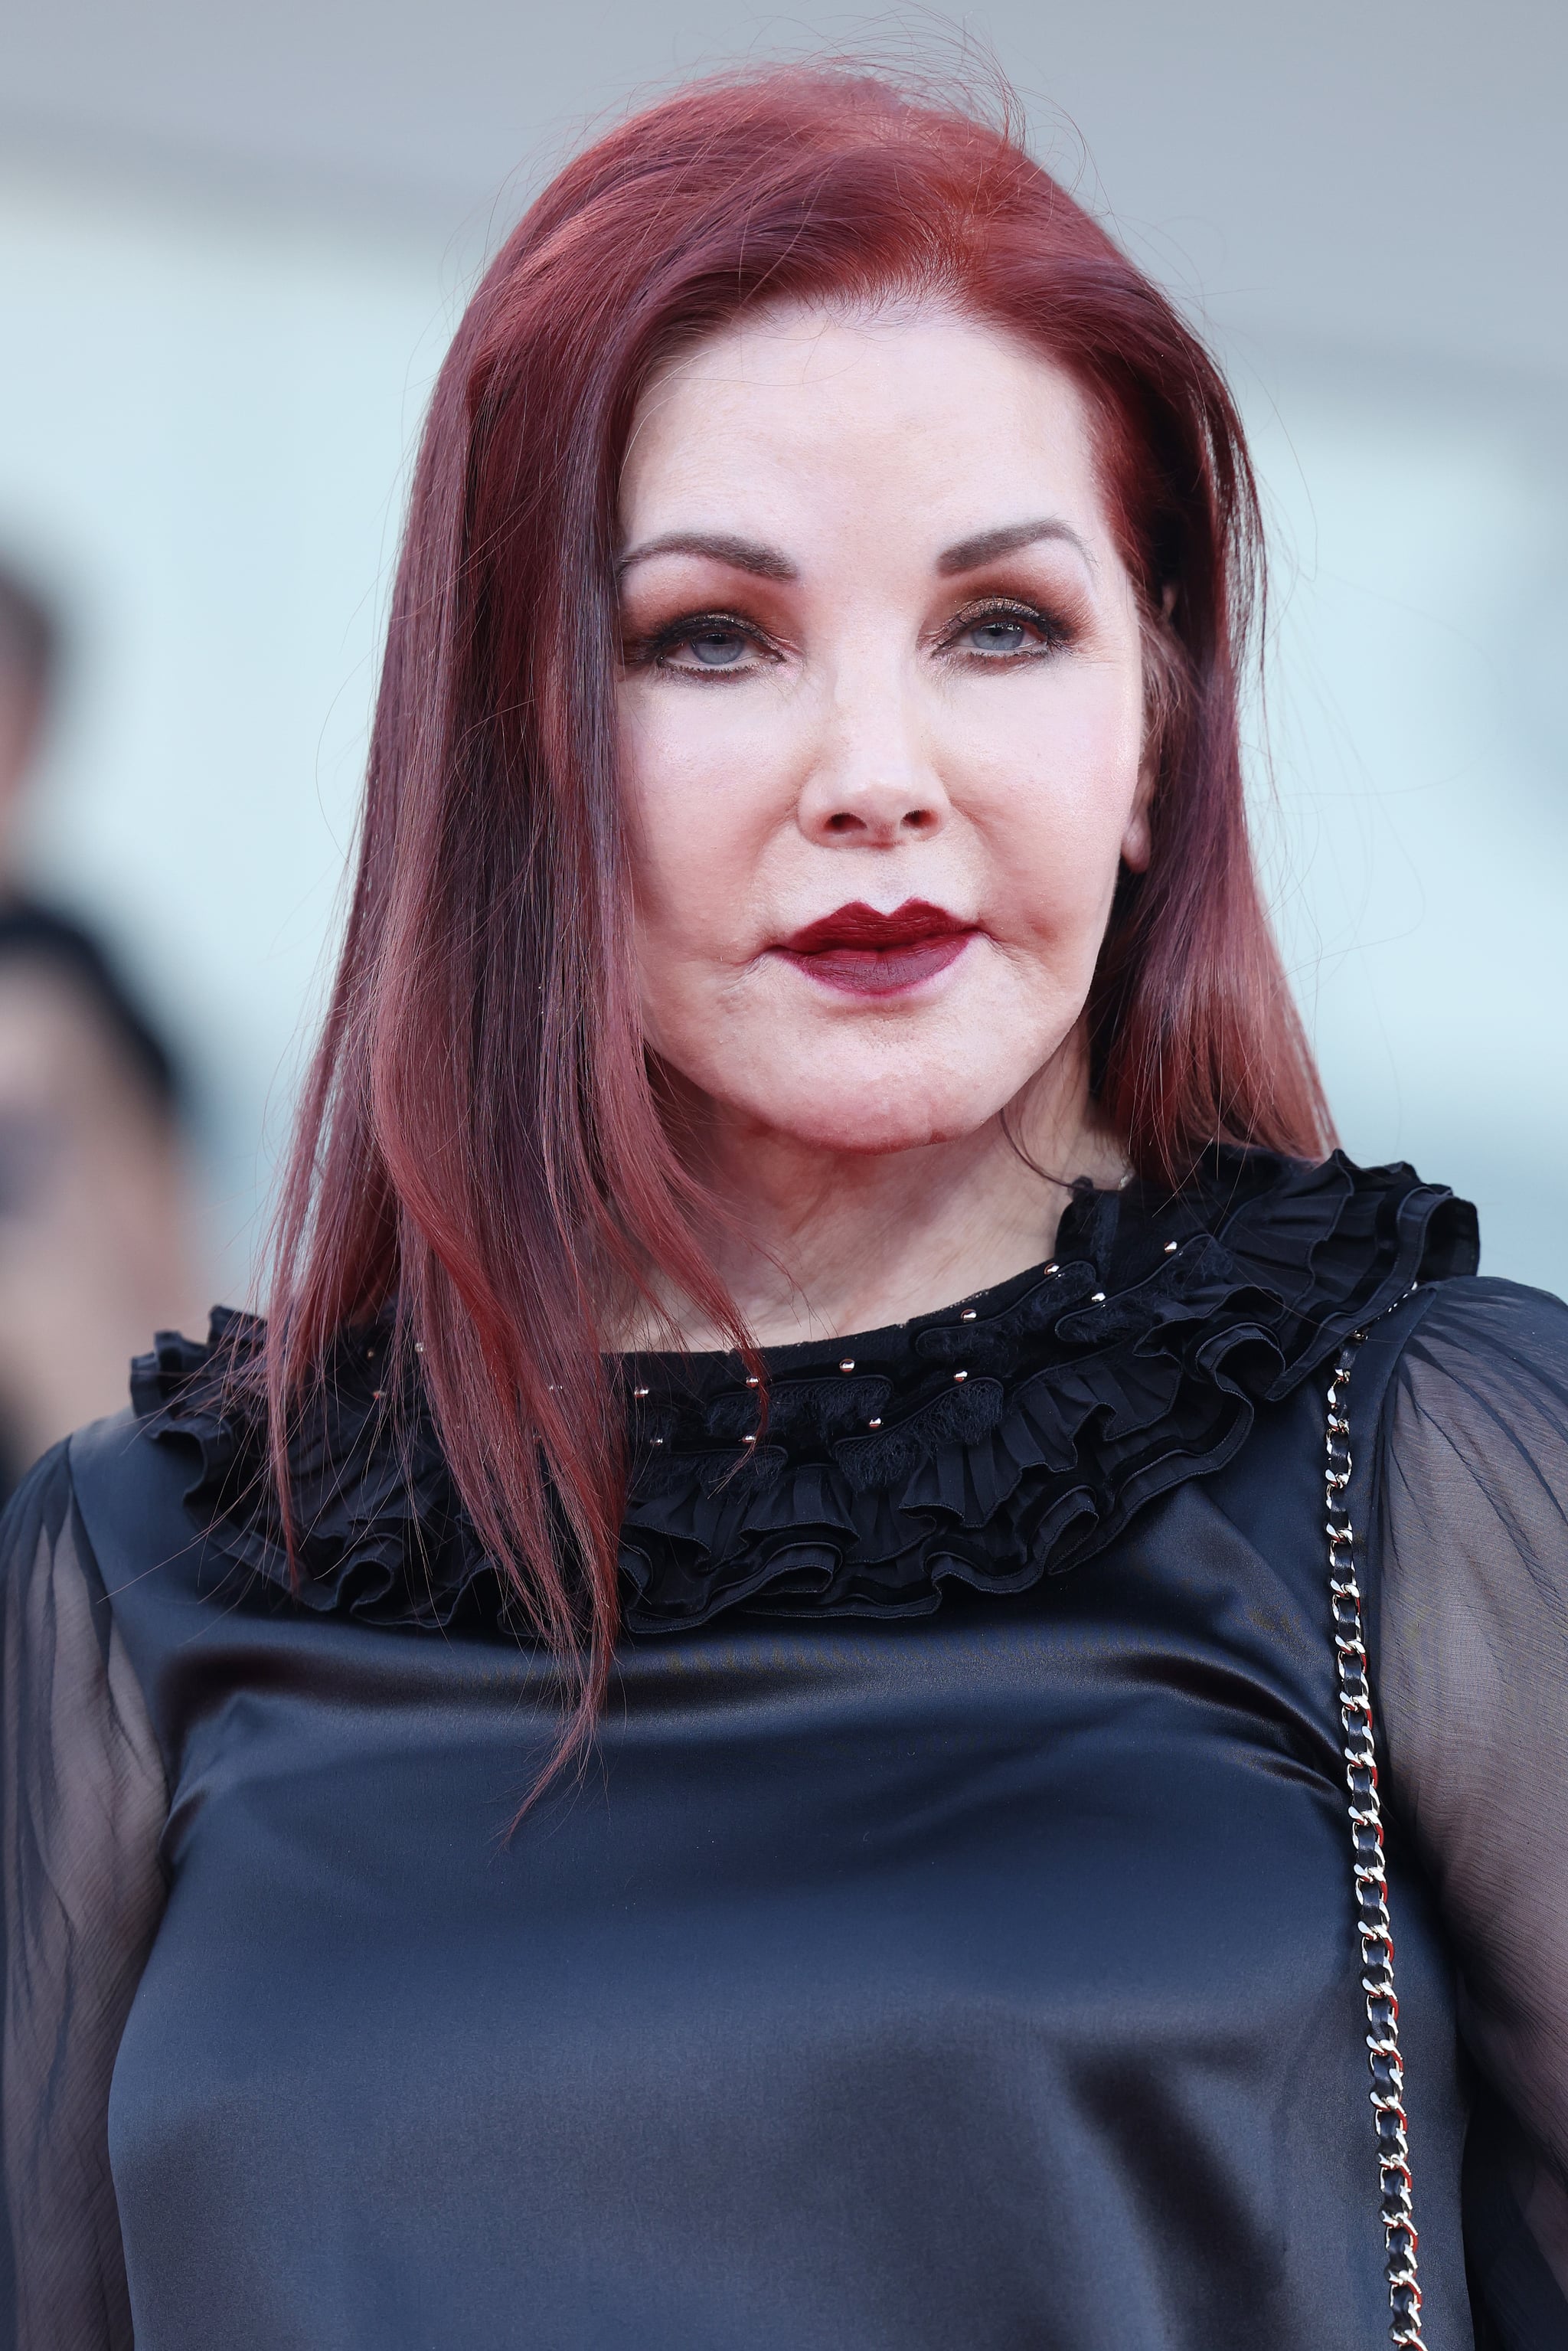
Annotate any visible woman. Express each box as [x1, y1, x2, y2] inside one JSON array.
[[3, 63, 1565, 2351]]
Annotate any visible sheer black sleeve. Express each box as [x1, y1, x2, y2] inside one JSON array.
[[1378, 1276, 1568, 2343], [0, 1441, 168, 2350]]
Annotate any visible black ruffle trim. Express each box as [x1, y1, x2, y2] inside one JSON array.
[[132, 1150, 1477, 1636], [129, 1307, 497, 1630]]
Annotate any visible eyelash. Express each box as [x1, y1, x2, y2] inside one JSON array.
[[939, 596, 1073, 662], [627, 597, 1073, 680], [630, 610, 773, 679]]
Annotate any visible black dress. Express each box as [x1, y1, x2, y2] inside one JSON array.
[[4, 1151, 1567, 2350]]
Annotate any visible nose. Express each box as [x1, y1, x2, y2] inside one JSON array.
[[795, 665, 950, 847]]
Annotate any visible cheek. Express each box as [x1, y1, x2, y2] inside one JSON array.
[[965, 668, 1145, 940], [616, 688, 789, 991]]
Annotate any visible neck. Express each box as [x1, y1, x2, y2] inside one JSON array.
[[632, 1035, 1128, 1350]]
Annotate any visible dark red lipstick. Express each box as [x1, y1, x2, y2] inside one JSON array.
[[776, 900, 978, 998]]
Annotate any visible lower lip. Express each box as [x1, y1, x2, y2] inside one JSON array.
[[776, 934, 974, 998]]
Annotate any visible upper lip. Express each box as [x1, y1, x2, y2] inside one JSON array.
[[779, 900, 976, 953]]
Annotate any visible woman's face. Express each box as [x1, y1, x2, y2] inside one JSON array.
[[616, 304, 1152, 1159]]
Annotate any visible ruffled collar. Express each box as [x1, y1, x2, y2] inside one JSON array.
[[130, 1149, 1477, 1637]]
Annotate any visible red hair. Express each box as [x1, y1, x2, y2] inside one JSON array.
[[262, 61, 1330, 1763]]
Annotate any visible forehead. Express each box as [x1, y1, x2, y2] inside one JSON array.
[[620, 302, 1112, 544]]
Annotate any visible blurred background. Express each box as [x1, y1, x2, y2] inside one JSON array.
[[0, 0, 1563, 1473]]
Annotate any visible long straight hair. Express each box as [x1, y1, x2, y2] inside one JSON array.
[[261, 62, 1330, 1763]]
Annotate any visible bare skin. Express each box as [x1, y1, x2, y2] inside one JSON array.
[[616, 304, 1152, 1349]]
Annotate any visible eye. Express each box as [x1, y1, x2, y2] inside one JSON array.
[[965, 617, 1031, 656], [942, 598, 1067, 663], [628, 611, 773, 679], [675, 624, 750, 669]]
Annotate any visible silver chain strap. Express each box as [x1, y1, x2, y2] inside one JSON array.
[[1325, 1336, 1426, 2349]]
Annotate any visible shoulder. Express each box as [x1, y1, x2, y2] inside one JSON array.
[[69, 1401, 187, 1526], [0, 1312, 247, 1601], [1408, 1271, 1568, 1352], [55, 1313, 267, 1599], [38, 1319, 244, 1596], [0, 1437, 80, 1592], [0, 1429, 132, 1646], [0, 1408, 198, 1617], [1392, 1274, 1568, 1419], [103, 1307, 485, 1629], [1379, 1274, 1568, 1541]]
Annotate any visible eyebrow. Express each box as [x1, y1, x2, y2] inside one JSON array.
[[616, 531, 799, 580], [614, 515, 1094, 585], [936, 518, 1095, 575]]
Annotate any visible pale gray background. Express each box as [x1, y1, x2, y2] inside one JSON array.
[[0, 0, 1563, 1298]]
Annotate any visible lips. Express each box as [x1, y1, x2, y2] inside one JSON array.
[[775, 900, 978, 999]]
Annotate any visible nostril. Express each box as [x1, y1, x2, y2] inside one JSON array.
[[825, 812, 860, 834], [903, 807, 936, 832]]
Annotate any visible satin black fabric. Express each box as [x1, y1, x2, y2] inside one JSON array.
[[65, 1326, 1474, 2350], [20, 1155, 1568, 2347]]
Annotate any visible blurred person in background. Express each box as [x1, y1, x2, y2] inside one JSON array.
[[0, 558, 204, 1496]]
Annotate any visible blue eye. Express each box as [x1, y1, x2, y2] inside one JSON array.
[[967, 620, 1029, 654], [632, 611, 773, 679], [683, 628, 748, 667]]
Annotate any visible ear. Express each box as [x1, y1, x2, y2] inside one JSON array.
[[1124, 580, 1177, 876], [1121, 760, 1155, 874]]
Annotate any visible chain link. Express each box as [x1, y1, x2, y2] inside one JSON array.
[[1326, 1337, 1426, 2348]]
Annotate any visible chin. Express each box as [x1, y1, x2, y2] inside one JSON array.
[[746, 1069, 1004, 1157]]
